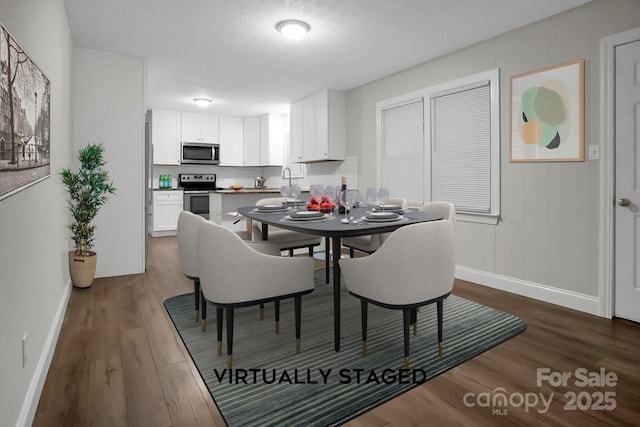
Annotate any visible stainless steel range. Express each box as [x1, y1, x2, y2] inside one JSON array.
[[179, 173, 222, 220]]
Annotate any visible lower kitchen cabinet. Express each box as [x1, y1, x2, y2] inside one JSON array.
[[152, 190, 183, 236]]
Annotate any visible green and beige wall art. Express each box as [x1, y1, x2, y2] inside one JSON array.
[[510, 60, 584, 162]]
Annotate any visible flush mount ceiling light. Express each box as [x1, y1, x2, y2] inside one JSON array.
[[276, 20, 311, 41], [193, 97, 212, 107]]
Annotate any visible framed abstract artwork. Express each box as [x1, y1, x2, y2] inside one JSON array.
[[510, 60, 584, 162], [0, 22, 51, 200]]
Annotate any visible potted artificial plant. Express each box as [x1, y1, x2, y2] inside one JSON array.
[[61, 143, 116, 288]]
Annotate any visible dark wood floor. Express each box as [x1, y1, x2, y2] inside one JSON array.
[[33, 237, 640, 426]]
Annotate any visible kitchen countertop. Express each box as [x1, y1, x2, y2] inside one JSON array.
[[152, 187, 312, 195], [213, 188, 309, 194]]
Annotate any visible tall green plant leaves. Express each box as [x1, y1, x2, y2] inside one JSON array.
[[60, 143, 116, 253]]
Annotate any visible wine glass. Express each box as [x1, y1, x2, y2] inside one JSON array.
[[308, 184, 317, 204], [280, 185, 291, 205], [324, 186, 337, 215], [366, 188, 378, 208], [377, 188, 390, 210], [311, 184, 324, 206], [290, 185, 301, 209], [348, 190, 358, 213], [339, 189, 349, 222]]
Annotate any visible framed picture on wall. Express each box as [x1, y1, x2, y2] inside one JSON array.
[[510, 59, 584, 162], [0, 22, 51, 200]]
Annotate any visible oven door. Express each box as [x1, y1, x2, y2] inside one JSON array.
[[183, 191, 210, 220]]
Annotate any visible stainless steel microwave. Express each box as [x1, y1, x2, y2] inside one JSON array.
[[181, 142, 220, 165]]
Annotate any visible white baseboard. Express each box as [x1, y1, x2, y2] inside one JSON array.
[[150, 230, 177, 237], [455, 266, 601, 317], [15, 280, 72, 427]]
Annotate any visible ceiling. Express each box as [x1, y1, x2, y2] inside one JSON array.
[[63, 0, 591, 117]]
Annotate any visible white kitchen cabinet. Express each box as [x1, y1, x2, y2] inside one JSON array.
[[181, 112, 219, 143], [151, 109, 181, 165], [219, 115, 244, 166], [289, 89, 345, 162], [260, 113, 284, 166], [242, 116, 261, 166], [152, 190, 183, 235], [241, 115, 285, 167], [290, 101, 304, 161]]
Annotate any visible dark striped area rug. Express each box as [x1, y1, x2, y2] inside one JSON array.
[[164, 269, 526, 427]]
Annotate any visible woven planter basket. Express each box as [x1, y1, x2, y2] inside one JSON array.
[[69, 251, 97, 288]]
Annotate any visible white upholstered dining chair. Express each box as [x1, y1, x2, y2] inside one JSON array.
[[418, 201, 456, 224], [178, 211, 282, 331], [199, 234, 283, 331], [177, 211, 205, 323], [342, 197, 408, 257], [252, 197, 322, 256], [197, 220, 315, 368], [340, 219, 456, 368]]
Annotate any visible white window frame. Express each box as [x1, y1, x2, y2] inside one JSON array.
[[378, 97, 425, 206], [376, 69, 500, 224]]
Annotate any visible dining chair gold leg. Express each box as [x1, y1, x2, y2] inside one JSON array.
[[410, 308, 418, 336], [227, 355, 233, 369], [362, 340, 367, 356], [438, 342, 443, 357], [217, 341, 222, 356], [296, 338, 301, 353], [260, 307, 264, 320], [202, 318, 207, 332], [404, 357, 410, 369], [275, 321, 280, 334], [195, 309, 200, 322]]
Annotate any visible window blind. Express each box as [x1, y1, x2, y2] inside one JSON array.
[[380, 100, 424, 205], [431, 84, 491, 213]]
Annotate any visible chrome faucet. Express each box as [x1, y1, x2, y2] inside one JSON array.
[[282, 167, 292, 187]]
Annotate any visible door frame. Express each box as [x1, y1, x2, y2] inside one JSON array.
[[599, 26, 640, 318]]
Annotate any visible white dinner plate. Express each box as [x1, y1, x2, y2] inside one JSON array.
[[286, 212, 326, 221], [290, 211, 324, 218], [363, 214, 404, 223], [257, 204, 289, 212], [372, 205, 403, 213], [368, 212, 400, 219]]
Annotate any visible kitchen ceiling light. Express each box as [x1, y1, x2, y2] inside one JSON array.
[[276, 20, 310, 41], [193, 97, 212, 107]]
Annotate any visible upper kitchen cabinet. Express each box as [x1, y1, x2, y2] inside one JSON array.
[[219, 115, 244, 166], [290, 89, 345, 163], [260, 113, 284, 166], [242, 116, 261, 166], [240, 115, 285, 167], [181, 112, 219, 143], [151, 109, 181, 165]]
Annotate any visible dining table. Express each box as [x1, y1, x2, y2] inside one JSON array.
[[237, 204, 442, 352]]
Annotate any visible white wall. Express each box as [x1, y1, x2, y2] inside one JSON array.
[[72, 49, 146, 277], [345, 0, 640, 314], [0, 0, 74, 426]]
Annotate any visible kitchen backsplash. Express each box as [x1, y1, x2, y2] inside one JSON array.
[[151, 155, 358, 191], [152, 164, 280, 189]]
